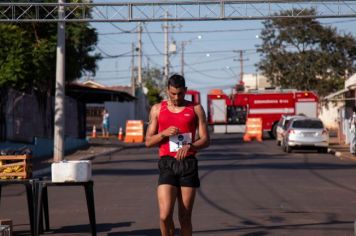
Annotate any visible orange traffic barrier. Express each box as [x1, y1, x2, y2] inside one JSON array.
[[243, 118, 262, 142], [118, 127, 123, 141], [92, 125, 97, 138], [124, 120, 144, 143]]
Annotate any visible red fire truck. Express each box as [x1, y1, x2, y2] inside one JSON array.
[[207, 89, 319, 138], [185, 89, 201, 105]]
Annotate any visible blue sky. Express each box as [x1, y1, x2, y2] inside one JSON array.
[[88, 3, 356, 109]]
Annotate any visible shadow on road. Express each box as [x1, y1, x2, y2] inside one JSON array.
[[107, 228, 162, 235]]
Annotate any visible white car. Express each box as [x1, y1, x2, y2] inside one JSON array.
[[276, 115, 305, 146], [282, 117, 329, 153]]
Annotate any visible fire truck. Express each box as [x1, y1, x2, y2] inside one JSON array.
[[185, 89, 201, 105], [207, 89, 319, 138]]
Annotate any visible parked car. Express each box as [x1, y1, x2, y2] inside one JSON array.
[[276, 115, 305, 146], [282, 117, 329, 153]]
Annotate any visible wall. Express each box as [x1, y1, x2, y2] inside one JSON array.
[[5, 89, 82, 142], [319, 101, 343, 130], [105, 101, 135, 134]]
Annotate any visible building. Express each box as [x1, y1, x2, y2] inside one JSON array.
[[81, 80, 149, 135], [0, 83, 135, 157], [323, 73, 356, 143], [242, 73, 271, 91]]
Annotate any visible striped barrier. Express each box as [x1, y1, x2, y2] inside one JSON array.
[[124, 120, 144, 143], [243, 118, 263, 142]]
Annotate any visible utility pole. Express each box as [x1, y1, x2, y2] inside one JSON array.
[[163, 12, 169, 84], [53, 0, 65, 162], [180, 41, 185, 76], [239, 50, 243, 83], [233, 50, 246, 84], [131, 43, 136, 97], [137, 22, 142, 86], [180, 36, 201, 77]]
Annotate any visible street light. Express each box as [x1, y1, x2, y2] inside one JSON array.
[[180, 35, 202, 76]]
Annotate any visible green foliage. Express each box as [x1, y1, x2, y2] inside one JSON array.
[[0, 0, 101, 94], [257, 8, 356, 97], [0, 25, 33, 89], [142, 67, 164, 106]]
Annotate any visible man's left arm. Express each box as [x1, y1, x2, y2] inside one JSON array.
[[175, 104, 210, 160], [190, 104, 210, 150], [176, 105, 210, 160]]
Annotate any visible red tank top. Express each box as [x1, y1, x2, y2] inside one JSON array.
[[158, 100, 197, 157]]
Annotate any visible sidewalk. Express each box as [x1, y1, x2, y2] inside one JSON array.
[[328, 136, 355, 160], [32, 137, 125, 177]]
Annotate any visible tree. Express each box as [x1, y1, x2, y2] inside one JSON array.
[[0, 1, 101, 140], [0, 0, 101, 95], [257, 8, 356, 97], [142, 67, 164, 106]]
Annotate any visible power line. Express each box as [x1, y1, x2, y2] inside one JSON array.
[[142, 51, 162, 68], [186, 64, 232, 80], [96, 69, 130, 74], [143, 23, 164, 55], [96, 46, 131, 58], [97, 49, 257, 59], [108, 23, 138, 34], [109, 48, 257, 58], [179, 55, 238, 67]]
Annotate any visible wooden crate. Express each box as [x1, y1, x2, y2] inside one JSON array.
[[0, 155, 31, 179], [0, 219, 13, 236]]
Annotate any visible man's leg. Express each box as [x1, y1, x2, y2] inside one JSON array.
[[158, 184, 177, 236], [177, 187, 196, 236]]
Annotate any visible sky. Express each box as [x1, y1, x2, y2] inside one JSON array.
[[87, 1, 356, 110]]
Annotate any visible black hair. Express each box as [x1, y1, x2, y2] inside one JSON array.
[[167, 74, 186, 88]]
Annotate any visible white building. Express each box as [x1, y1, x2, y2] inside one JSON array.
[[242, 73, 271, 91], [323, 73, 356, 143]]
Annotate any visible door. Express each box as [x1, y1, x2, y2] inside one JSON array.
[[211, 99, 226, 123], [295, 102, 317, 118]]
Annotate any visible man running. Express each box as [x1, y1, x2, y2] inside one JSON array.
[[145, 74, 210, 236]]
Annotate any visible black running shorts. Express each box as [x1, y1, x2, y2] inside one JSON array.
[[158, 155, 200, 188]]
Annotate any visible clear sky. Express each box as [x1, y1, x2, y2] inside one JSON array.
[[87, 1, 356, 110]]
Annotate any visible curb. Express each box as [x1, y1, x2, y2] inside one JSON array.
[[33, 147, 123, 177], [329, 147, 356, 160], [328, 148, 342, 158]]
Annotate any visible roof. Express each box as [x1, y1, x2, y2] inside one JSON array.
[[345, 73, 356, 89], [67, 82, 135, 103], [107, 85, 132, 94], [324, 73, 356, 101], [82, 79, 106, 88], [323, 88, 349, 101]]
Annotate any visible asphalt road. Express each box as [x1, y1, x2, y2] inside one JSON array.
[[2, 133, 356, 236]]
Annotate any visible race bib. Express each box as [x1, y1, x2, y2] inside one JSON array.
[[169, 133, 192, 152]]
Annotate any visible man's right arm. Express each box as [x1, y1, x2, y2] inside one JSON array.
[[145, 104, 166, 147], [145, 103, 180, 147]]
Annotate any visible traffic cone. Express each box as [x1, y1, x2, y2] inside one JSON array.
[[118, 127, 123, 141], [92, 125, 97, 138]]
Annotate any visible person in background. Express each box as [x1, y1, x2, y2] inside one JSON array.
[[102, 109, 110, 139], [145, 74, 210, 236], [350, 106, 356, 155]]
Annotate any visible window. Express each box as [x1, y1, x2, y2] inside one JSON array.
[[292, 120, 323, 129]]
